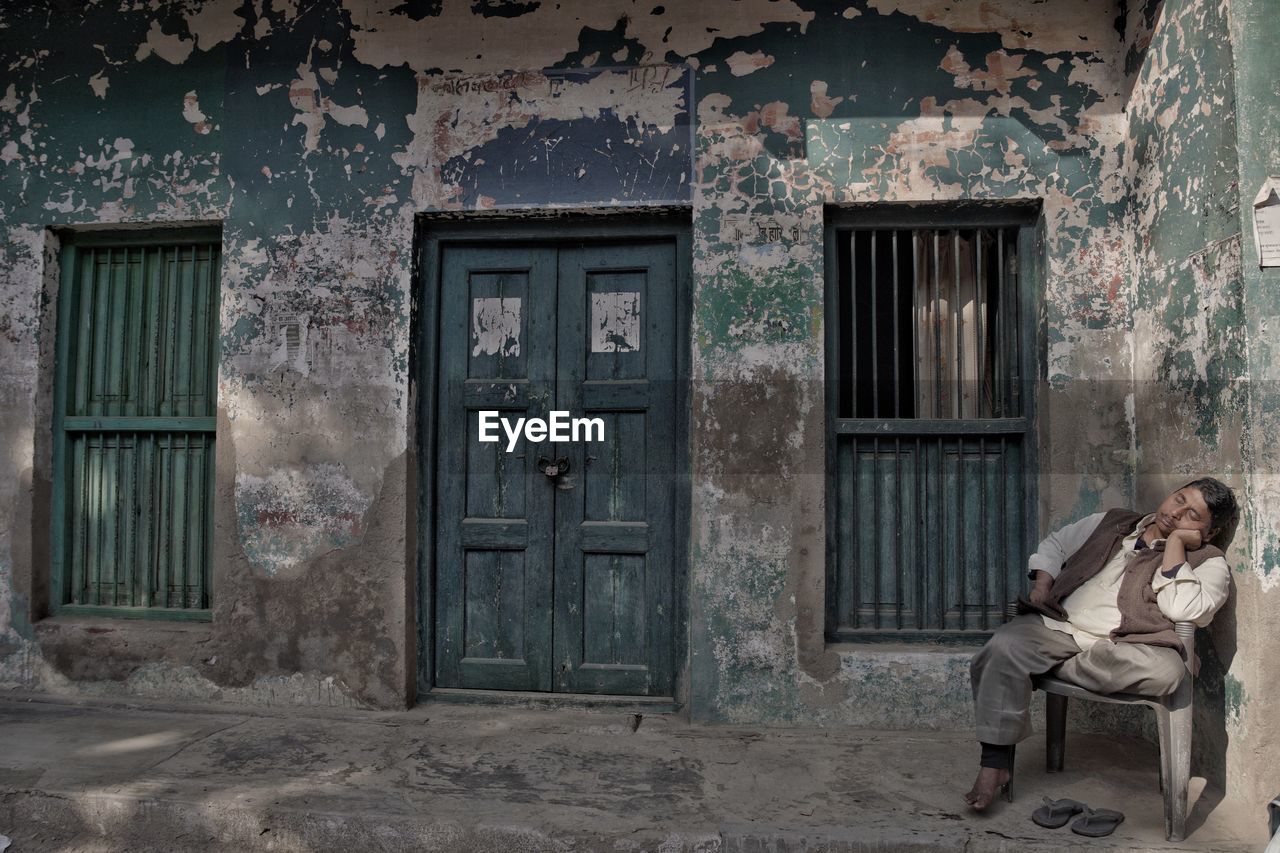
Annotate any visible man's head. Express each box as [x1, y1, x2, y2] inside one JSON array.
[[1152, 477, 1238, 545]]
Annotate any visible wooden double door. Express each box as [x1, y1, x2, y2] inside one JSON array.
[[433, 240, 678, 695]]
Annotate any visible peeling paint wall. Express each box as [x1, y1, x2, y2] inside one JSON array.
[[1123, 0, 1279, 812], [0, 0, 1273, 814], [0, 0, 699, 710], [687, 0, 1139, 737], [1223, 0, 1280, 814], [1124, 0, 1246, 802]]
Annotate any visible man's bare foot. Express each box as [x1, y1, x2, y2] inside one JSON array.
[[963, 766, 1011, 811]]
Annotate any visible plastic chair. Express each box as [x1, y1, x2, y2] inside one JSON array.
[[1265, 794, 1280, 853], [1003, 604, 1194, 841]]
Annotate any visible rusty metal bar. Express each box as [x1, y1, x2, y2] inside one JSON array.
[[76, 436, 88, 603], [115, 249, 127, 417], [892, 232, 900, 418], [850, 232, 857, 417], [872, 435, 880, 628], [998, 225, 1008, 412], [101, 248, 113, 418], [851, 437, 859, 628], [130, 431, 142, 606], [112, 433, 122, 605], [871, 230, 879, 419], [1000, 435, 1008, 614], [165, 432, 175, 607], [916, 435, 924, 628], [956, 435, 965, 630], [1010, 227, 1018, 416], [895, 436, 902, 629], [936, 434, 943, 627], [182, 431, 192, 606], [977, 230, 987, 418], [146, 434, 160, 608], [932, 232, 942, 419], [911, 232, 919, 418], [186, 244, 198, 418], [93, 436, 104, 604], [979, 435, 988, 630], [953, 230, 963, 419]]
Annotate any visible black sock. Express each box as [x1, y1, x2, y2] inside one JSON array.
[[980, 742, 1014, 770]]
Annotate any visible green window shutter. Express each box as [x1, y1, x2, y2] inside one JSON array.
[[54, 235, 219, 618]]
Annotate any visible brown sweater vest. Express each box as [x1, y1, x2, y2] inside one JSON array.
[[1019, 508, 1222, 673]]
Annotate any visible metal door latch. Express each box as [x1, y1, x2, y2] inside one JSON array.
[[537, 455, 570, 478]]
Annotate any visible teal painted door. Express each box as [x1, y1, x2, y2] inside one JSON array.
[[435, 241, 677, 696]]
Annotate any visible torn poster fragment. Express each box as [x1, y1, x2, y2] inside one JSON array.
[[1252, 177, 1280, 267], [472, 297, 522, 358], [591, 291, 641, 353]]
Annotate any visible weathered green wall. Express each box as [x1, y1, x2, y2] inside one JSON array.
[[0, 0, 1151, 708], [0, 0, 1272, 812], [1121, 0, 1280, 814], [687, 1, 1138, 729], [1124, 0, 1249, 803], [1224, 0, 1280, 815]]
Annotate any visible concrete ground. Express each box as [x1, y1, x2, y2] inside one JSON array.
[[0, 692, 1267, 853]]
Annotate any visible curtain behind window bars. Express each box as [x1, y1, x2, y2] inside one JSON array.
[[838, 228, 1019, 421]]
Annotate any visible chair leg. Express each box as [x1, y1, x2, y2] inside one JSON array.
[[1155, 705, 1171, 794], [1165, 698, 1192, 842], [1046, 693, 1068, 773]]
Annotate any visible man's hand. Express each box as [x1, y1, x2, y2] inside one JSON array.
[[1168, 528, 1203, 550], [1028, 570, 1053, 605], [1160, 528, 1202, 576]]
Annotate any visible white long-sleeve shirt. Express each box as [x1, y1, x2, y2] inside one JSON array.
[[1027, 512, 1230, 650]]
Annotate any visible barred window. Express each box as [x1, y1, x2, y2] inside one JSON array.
[[826, 211, 1037, 637], [52, 229, 220, 620]]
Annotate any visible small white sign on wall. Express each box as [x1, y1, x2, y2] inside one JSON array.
[[1252, 177, 1280, 267], [721, 213, 802, 244]]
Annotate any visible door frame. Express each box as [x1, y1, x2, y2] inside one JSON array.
[[413, 211, 693, 705]]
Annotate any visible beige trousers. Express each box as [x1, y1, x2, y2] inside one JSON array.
[[970, 614, 1186, 744]]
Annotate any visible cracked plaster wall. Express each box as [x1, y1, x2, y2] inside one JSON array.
[[1116, 0, 1278, 812], [686, 0, 1137, 735], [1223, 0, 1280, 814], [1123, 0, 1250, 807], [0, 0, 1273, 810]]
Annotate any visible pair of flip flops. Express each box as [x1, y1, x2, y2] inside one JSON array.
[[1031, 797, 1126, 837]]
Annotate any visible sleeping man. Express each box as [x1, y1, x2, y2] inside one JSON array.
[[964, 478, 1237, 811]]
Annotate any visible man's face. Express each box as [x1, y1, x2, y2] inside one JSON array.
[[1152, 486, 1214, 539]]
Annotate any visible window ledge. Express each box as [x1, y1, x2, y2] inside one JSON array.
[[50, 605, 211, 623], [826, 639, 987, 656], [36, 613, 213, 635]]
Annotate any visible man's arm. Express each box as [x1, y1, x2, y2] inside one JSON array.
[[1154, 531, 1231, 625], [1025, 512, 1107, 605], [1026, 512, 1107, 580]]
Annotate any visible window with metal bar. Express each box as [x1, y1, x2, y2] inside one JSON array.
[[826, 216, 1036, 638], [52, 230, 220, 620]]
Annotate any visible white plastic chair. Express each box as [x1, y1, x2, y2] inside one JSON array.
[[1004, 605, 1194, 842]]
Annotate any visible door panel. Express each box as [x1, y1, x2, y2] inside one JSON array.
[[552, 243, 676, 695], [436, 247, 556, 690], [434, 240, 677, 696]]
